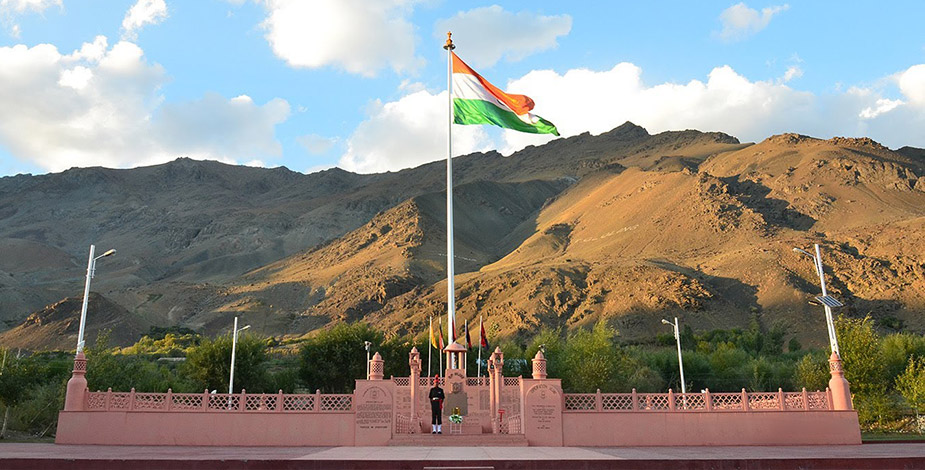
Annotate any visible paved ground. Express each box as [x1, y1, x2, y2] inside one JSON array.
[[3, 443, 925, 469]]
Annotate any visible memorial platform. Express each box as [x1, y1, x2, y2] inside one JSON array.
[[388, 433, 529, 446], [2, 443, 925, 470]]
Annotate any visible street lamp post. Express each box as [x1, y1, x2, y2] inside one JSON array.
[[228, 317, 250, 395], [76, 244, 116, 354], [661, 317, 686, 395], [793, 244, 841, 356]]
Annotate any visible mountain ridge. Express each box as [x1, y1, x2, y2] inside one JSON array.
[[1, 123, 923, 350]]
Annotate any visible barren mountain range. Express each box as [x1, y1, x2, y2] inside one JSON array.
[[1, 122, 924, 350]]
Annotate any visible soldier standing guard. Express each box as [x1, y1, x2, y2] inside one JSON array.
[[429, 375, 445, 434]]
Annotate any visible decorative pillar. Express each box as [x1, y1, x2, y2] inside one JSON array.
[[489, 347, 504, 433], [531, 350, 547, 379], [369, 352, 384, 380], [409, 347, 421, 428], [828, 351, 853, 410], [64, 352, 88, 411]]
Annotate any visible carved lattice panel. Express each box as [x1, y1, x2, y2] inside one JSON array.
[[171, 394, 203, 410], [807, 392, 829, 410], [208, 394, 240, 411], [564, 394, 595, 411], [601, 394, 633, 411], [87, 393, 106, 410], [674, 393, 706, 411], [710, 393, 743, 411], [321, 394, 353, 411], [283, 395, 314, 411], [246, 394, 277, 411], [109, 393, 131, 410], [784, 393, 805, 410], [748, 393, 779, 410], [637, 393, 670, 411], [133, 393, 166, 411]]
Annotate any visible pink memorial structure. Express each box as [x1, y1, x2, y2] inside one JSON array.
[[56, 343, 861, 446]]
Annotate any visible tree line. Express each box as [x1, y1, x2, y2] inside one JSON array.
[[2, 315, 925, 439]]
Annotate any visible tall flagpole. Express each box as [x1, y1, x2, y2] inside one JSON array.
[[428, 316, 432, 378], [443, 31, 457, 369]]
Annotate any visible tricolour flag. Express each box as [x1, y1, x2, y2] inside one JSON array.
[[438, 318, 445, 351], [430, 317, 437, 350], [452, 52, 558, 136], [480, 320, 489, 350]]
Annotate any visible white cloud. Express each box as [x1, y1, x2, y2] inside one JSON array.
[[341, 62, 925, 173], [718, 3, 789, 41], [434, 5, 571, 68], [121, 0, 168, 40], [781, 65, 802, 83], [898, 64, 925, 106], [859, 98, 903, 119], [0, 36, 290, 172], [0, 0, 61, 37], [259, 0, 423, 76], [297, 134, 337, 155], [338, 89, 493, 173]]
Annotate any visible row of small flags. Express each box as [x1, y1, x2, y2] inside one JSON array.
[[429, 316, 489, 351]]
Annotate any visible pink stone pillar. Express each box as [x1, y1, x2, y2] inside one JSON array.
[[64, 352, 88, 411], [531, 350, 547, 379], [409, 347, 421, 429], [828, 352, 853, 410], [369, 352, 384, 380], [488, 347, 504, 433]]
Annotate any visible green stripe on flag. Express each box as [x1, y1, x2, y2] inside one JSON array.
[[454, 98, 559, 136]]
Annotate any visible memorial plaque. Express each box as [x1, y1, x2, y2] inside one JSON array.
[[523, 381, 563, 446], [354, 383, 393, 445]]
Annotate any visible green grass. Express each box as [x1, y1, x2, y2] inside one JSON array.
[[862, 431, 925, 441]]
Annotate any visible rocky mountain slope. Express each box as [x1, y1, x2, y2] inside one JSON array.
[[1, 123, 924, 350]]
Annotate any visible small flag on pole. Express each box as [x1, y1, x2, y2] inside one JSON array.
[[465, 319, 472, 349], [430, 317, 437, 350], [438, 318, 445, 351], [480, 320, 489, 350]]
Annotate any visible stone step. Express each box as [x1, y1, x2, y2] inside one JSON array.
[[388, 433, 529, 447]]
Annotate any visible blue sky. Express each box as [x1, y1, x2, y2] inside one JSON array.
[[1, 1, 923, 176]]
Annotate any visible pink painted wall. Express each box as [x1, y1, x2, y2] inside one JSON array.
[[562, 410, 861, 446], [56, 411, 356, 446]]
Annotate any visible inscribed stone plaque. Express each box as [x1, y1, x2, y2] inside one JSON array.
[[523, 380, 563, 446], [354, 382, 393, 446]]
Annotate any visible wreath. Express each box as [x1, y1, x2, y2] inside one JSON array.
[[449, 406, 463, 423]]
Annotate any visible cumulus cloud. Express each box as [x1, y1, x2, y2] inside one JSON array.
[[297, 134, 337, 155], [338, 89, 493, 173], [0, 36, 290, 172], [259, 0, 422, 76], [340, 61, 925, 173], [898, 64, 925, 106], [434, 5, 571, 68], [121, 0, 168, 40], [0, 0, 62, 36], [717, 3, 789, 41]]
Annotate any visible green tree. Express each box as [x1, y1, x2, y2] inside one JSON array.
[[896, 358, 925, 418], [0, 350, 36, 439], [560, 322, 622, 392], [298, 322, 383, 393], [795, 352, 829, 392], [185, 333, 269, 393]]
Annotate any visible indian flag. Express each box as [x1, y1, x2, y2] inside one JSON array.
[[452, 52, 559, 136]]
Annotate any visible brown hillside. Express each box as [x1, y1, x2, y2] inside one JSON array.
[[1, 124, 924, 349], [0, 293, 149, 351]]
